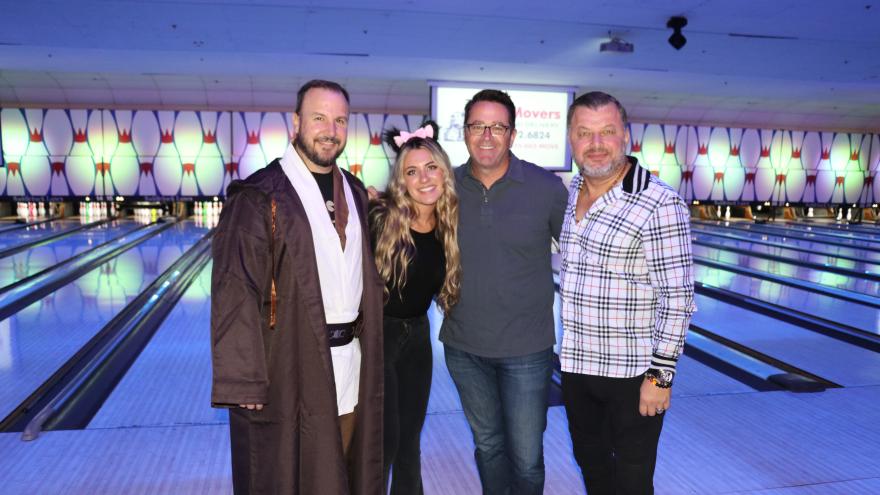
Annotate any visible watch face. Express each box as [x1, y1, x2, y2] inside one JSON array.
[[657, 369, 674, 383]]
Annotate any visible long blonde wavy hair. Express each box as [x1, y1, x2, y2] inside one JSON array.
[[371, 138, 461, 312]]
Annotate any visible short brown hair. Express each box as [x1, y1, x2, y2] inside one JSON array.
[[567, 91, 628, 127], [295, 80, 350, 115]]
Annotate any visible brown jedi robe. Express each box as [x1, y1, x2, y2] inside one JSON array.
[[211, 160, 384, 494]]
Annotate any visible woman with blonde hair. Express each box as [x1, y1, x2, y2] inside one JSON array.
[[370, 121, 461, 494]]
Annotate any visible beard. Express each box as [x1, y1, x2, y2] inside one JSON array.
[[294, 133, 343, 168], [578, 145, 628, 178]]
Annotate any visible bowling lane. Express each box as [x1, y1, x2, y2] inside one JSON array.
[[694, 244, 880, 297], [781, 221, 880, 240], [0, 219, 85, 252], [0, 221, 210, 422], [692, 232, 880, 276], [761, 224, 880, 246], [727, 220, 880, 243], [89, 261, 756, 430], [0, 220, 24, 233], [691, 223, 880, 263], [670, 353, 757, 397], [696, 264, 879, 335], [693, 220, 880, 251], [692, 295, 880, 387], [0, 220, 146, 289], [0, 219, 58, 234], [88, 261, 223, 428]]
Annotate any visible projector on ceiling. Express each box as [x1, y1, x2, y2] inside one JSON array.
[[599, 38, 634, 53]]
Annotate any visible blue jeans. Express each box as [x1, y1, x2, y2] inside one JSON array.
[[444, 345, 553, 495]]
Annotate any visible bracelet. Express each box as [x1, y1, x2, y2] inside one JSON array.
[[645, 369, 673, 388]]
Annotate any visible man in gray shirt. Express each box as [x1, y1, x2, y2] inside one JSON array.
[[440, 89, 568, 494]]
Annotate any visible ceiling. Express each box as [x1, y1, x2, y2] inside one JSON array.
[[1, 0, 879, 131]]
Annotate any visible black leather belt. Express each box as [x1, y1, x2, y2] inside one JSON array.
[[327, 314, 361, 347]]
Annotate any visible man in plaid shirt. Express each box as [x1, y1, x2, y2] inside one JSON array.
[[559, 91, 696, 494]]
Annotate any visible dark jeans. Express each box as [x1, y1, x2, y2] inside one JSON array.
[[383, 315, 432, 495], [445, 345, 553, 495], [562, 371, 665, 495]]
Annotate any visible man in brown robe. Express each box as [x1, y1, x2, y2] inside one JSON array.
[[211, 80, 384, 494]]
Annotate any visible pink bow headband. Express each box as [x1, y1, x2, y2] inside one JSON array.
[[393, 125, 434, 147]]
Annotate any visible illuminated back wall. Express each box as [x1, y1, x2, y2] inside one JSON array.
[[0, 108, 426, 200], [1, 106, 878, 206], [627, 124, 878, 207]]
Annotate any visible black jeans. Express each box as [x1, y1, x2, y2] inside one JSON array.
[[383, 315, 432, 495], [562, 372, 665, 495]]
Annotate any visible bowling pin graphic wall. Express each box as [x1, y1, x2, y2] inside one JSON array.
[[0, 105, 877, 206], [623, 124, 878, 206], [0, 107, 430, 200]]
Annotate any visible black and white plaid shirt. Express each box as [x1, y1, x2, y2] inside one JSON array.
[[559, 157, 696, 378]]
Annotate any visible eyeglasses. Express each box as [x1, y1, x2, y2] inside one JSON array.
[[464, 123, 510, 136]]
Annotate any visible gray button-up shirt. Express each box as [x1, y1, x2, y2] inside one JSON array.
[[440, 153, 568, 358]]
